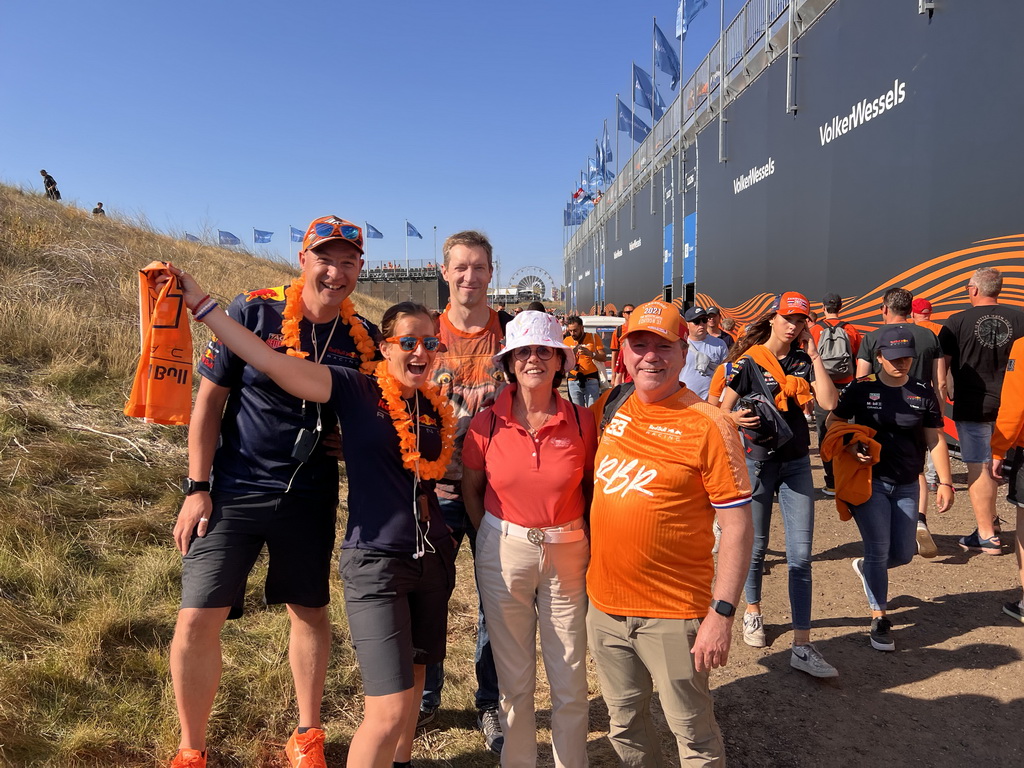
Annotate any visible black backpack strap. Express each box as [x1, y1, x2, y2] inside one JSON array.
[[599, 382, 636, 434]]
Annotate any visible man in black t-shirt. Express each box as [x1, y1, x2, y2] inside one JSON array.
[[939, 267, 1024, 554], [40, 169, 60, 200], [166, 216, 380, 768], [856, 288, 943, 393]]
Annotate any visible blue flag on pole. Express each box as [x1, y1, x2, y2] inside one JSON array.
[[602, 122, 613, 165], [254, 229, 273, 244], [406, 222, 423, 239], [655, 22, 681, 89], [218, 230, 240, 246], [185, 232, 200, 242], [677, 0, 709, 40], [365, 222, 383, 239], [617, 98, 651, 142], [290, 226, 304, 242], [633, 63, 666, 121]]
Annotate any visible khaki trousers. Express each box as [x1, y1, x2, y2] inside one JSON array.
[[587, 607, 724, 767], [476, 518, 590, 768]]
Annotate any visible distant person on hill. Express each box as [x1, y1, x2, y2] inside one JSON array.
[[92, 202, 105, 216], [939, 267, 1024, 556], [164, 216, 381, 768], [40, 169, 60, 200]]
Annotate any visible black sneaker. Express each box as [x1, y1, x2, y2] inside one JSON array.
[[477, 708, 503, 755], [416, 705, 438, 729], [870, 617, 895, 652]]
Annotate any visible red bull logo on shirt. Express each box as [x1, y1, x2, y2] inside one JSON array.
[[244, 287, 285, 302]]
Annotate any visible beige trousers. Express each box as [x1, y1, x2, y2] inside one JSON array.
[[475, 517, 591, 768], [586, 607, 724, 767]]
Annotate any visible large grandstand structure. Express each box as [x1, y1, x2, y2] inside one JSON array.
[[564, 0, 1024, 323]]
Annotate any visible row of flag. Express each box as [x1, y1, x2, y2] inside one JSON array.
[[184, 221, 426, 247], [566, 0, 709, 228]]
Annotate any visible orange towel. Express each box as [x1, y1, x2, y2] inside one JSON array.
[[820, 422, 881, 521], [124, 261, 193, 425], [744, 344, 813, 411]]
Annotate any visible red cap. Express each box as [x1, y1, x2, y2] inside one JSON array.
[[775, 291, 810, 318], [912, 298, 932, 314]]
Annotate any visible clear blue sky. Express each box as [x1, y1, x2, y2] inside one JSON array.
[[2, 0, 737, 290]]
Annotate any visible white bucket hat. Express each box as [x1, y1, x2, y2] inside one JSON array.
[[492, 310, 575, 375]]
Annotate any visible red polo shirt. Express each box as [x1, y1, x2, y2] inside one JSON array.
[[463, 385, 597, 528]]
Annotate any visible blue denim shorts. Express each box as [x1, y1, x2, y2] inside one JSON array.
[[955, 420, 994, 464]]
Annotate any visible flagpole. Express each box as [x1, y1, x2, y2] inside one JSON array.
[[405, 219, 409, 273], [615, 94, 620, 180]]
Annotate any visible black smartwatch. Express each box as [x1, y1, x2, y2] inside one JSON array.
[[181, 477, 211, 496], [709, 599, 736, 617]]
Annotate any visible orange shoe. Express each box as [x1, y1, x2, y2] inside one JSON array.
[[169, 749, 206, 768], [285, 727, 327, 768]]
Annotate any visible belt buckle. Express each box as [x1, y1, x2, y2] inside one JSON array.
[[527, 527, 546, 546]]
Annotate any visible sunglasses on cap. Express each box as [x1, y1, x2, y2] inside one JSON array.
[[314, 220, 362, 244], [386, 335, 441, 352], [511, 345, 556, 361]]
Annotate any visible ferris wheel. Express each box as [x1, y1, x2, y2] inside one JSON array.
[[508, 266, 556, 301]]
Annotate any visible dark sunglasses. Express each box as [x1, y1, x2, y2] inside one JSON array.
[[691, 317, 709, 324], [511, 345, 556, 361], [386, 335, 440, 352]]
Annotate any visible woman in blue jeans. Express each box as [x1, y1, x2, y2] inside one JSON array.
[[720, 292, 839, 677], [827, 326, 954, 651]]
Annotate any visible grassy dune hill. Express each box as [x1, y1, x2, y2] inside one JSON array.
[[0, 186, 411, 766]]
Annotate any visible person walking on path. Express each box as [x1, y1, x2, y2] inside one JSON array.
[[826, 327, 954, 651], [679, 306, 728, 401], [719, 292, 841, 678], [939, 267, 1024, 556], [463, 310, 597, 768]]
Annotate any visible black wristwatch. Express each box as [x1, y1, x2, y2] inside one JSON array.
[[710, 599, 736, 617], [181, 477, 211, 496]]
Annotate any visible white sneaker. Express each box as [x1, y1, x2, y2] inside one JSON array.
[[916, 520, 938, 558], [790, 643, 839, 678], [852, 557, 870, 602], [742, 612, 766, 647]]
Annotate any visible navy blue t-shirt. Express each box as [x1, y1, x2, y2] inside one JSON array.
[[328, 367, 450, 554], [832, 376, 944, 484], [727, 348, 815, 462], [199, 289, 380, 496]]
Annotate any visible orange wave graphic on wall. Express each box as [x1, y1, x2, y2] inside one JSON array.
[[697, 235, 1024, 329]]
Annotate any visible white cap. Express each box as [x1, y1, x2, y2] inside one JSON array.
[[492, 311, 575, 375]]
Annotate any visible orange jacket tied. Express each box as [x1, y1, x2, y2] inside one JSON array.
[[744, 344, 813, 411], [820, 422, 881, 521], [123, 262, 193, 425]]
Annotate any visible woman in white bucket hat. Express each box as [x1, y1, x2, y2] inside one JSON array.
[[461, 310, 597, 768]]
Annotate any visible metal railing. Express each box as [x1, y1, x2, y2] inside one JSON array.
[[567, 0, 800, 253]]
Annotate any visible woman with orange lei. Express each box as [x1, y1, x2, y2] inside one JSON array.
[[171, 265, 455, 768]]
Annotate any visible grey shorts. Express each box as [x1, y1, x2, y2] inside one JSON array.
[[955, 421, 994, 464], [340, 540, 456, 696], [180, 492, 337, 619]]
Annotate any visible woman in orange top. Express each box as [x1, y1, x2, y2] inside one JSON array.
[[719, 292, 840, 678], [462, 310, 597, 768]]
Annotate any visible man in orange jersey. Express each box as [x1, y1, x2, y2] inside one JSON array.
[[990, 335, 1024, 623], [588, 301, 754, 765]]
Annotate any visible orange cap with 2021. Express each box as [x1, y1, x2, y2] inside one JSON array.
[[621, 300, 685, 343]]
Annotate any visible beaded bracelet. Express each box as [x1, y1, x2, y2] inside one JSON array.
[[190, 294, 211, 316], [192, 297, 216, 317], [194, 299, 218, 321], [937, 482, 955, 490]]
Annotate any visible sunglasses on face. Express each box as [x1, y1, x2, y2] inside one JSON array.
[[313, 219, 363, 245], [622, 310, 633, 315], [691, 317, 709, 324], [386, 335, 440, 352], [512, 345, 556, 361]]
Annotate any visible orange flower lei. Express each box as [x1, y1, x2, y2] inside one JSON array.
[[281, 275, 377, 373], [375, 361, 456, 481]]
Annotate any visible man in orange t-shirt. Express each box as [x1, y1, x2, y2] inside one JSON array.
[[564, 315, 606, 406], [587, 301, 753, 765]]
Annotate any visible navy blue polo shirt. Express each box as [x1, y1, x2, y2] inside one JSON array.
[[199, 289, 379, 497], [329, 367, 449, 554]]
